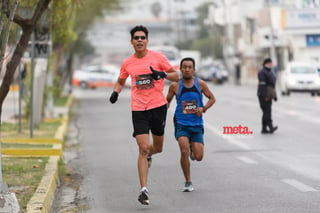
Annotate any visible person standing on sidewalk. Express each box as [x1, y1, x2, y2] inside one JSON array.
[[109, 25, 179, 205], [257, 58, 278, 134], [166, 57, 215, 192]]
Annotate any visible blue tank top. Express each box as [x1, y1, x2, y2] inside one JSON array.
[[174, 77, 204, 126]]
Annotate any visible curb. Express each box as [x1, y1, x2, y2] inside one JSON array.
[[26, 156, 59, 213], [25, 95, 73, 213]]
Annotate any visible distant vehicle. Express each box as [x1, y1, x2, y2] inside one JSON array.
[[149, 45, 181, 70], [196, 63, 229, 84], [72, 64, 119, 89], [280, 62, 320, 96]]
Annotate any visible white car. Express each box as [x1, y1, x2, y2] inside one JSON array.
[[280, 62, 320, 96], [149, 45, 181, 70], [72, 64, 119, 89]]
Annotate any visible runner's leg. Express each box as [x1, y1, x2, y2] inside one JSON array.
[[178, 136, 191, 182], [190, 142, 204, 161], [136, 134, 150, 188], [150, 134, 164, 155]]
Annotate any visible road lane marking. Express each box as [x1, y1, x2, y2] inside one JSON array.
[[282, 179, 317, 192], [237, 156, 258, 164]]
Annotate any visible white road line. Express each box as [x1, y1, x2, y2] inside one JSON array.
[[237, 156, 258, 164], [282, 179, 317, 192]]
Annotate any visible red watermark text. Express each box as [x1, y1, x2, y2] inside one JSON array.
[[223, 125, 253, 135]]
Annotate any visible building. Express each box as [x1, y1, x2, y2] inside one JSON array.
[[206, 0, 320, 83], [86, 0, 210, 65]]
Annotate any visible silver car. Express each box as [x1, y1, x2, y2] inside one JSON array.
[[280, 62, 320, 96]]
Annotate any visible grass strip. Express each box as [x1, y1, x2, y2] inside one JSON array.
[[2, 157, 49, 210]]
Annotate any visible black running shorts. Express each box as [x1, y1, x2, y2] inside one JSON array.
[[132, 104, 167, 137]]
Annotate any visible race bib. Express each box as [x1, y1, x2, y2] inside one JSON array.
[[135, 74, 154, 90], [182, 100, 198, 114]]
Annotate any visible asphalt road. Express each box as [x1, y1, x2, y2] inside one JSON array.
[[73, 82, 320, 213]]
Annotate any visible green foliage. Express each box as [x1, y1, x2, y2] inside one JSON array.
[[175, 2, 224, 59], [191, 36, 223, 59], [74, 0, 120, 33], [51, 0, 77, 44], [195, 2, 212, 39]]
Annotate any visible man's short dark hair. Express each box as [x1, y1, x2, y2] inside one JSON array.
[[263, 58, 272, 66], [180, 57, 195, 69], [130, 25, 149, 40]]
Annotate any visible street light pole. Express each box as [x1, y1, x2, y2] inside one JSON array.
[[30, 32, 35, 138], [267, 0, 278, 68], [223, 0, 235, 75]]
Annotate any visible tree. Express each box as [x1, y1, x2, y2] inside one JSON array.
[[0, 0, 121, 126], [0, 0, 52, 127], [57, 0, 121, 88], [175, 2, 223, 59]]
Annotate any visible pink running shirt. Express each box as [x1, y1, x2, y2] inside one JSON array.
[[119, 50, 172, 111]]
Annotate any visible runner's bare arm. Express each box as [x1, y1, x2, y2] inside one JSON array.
[[199, 80, 216, 113], [165, 67, 179, 82], [109, 77, 126, 104], [166, 83, 178, 108], [113, 77, 126, 94]]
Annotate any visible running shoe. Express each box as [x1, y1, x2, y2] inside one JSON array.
[[138, 188, 150, 205], [147, 155, 152, 168], [183, 181, 194, 192], [189, 145, 195, 161]]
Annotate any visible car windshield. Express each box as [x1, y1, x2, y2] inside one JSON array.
[[290, 66, 316, 74]]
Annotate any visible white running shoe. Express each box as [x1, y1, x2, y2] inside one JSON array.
[[183, 181, 194, 192], [138, 188, 150, 205]]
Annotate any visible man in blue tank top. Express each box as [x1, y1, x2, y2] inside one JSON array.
[[167, 57, 216, 192]]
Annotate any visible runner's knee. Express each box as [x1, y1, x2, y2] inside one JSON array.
[[193, 153, 203, 161], [139, 144, 150, 156]]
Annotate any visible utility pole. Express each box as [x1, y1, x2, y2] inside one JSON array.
[[29, 32, 35, 138], [267, 0, 278, 68], [223, 0, 235, 75]]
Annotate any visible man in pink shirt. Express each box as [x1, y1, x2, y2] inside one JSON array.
[[109, 25, 179, 205]]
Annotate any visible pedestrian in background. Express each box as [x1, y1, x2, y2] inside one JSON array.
[[257, 58, 278, 134], [166, 57, 215, 192], [109, 25, 179, 205], [235, 62, 241, 85]]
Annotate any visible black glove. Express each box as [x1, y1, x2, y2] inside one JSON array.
[[273, 96, 278, 102], [149, 66, 167, 80], [109, 91, 118, 104]]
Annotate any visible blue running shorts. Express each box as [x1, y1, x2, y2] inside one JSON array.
[[174, 123, 204, 144]]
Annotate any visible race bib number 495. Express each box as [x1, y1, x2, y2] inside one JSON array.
[[182, 100, 198, 114], [135, 74, 154, 90]]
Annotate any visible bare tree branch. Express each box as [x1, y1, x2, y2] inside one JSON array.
[[0, 1, 6, 33], [13, 13, 30, 28], [31, 0, 51, 25], [0, 0, 52, 124], [0, 0, 19, 74]]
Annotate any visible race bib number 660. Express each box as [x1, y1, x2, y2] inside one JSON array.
[[135, 74, 154, 90]]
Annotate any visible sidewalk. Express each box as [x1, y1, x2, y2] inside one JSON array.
[[2, 90, 21, 123]]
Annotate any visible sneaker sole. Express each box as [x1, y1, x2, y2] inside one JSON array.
[[183, 188, 194, 192], [138, 192, 149, 205]]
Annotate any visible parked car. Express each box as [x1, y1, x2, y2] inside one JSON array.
[[280, 62, 320, 96], [196, 63, 228, 84], [149, 45, 181, 70], [72, 64, 119, 89]]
